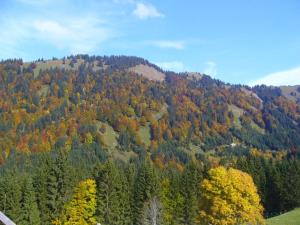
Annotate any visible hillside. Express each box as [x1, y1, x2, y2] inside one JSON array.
[[1, 55, 300, 165], [267, 208, 300, 225], [1, 55, 300, 224]]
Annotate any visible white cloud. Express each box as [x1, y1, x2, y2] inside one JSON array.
[[150, 40, 185, 50], [249, 66, 300, 86], [32, 19, 114, 53], [203, 61, 217, 77], [156, 61, 185, 72], [133, 3, 164, 19], [0, 15, 115, 59], [0, 0, 121, 59], [0, 0, 164, 60], [0, 19, 34, 59]]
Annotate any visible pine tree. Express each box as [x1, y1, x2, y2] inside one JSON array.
[[34, 150, 74, 224], [132, 160, 158, 224], [33, 153, 52, 224], [0, 172, 22, 224], [95, 161, 131, 225], [180, 162, 200, 225], [264, 161, 282, 215], [160, 178, 173, 225], [20, 176, 40, 225]]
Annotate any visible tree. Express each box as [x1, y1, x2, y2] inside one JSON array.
[[160, 178, 184, 225], [0, 172, 22, 224], [180, 162, 200, 225], [199, 167, 265, 225], [34, 150, 74, 224], [133, 160, 158, 224], [141, 197, 163, 225], [20, 176, 40, 225], [57, 179, 97, 225], [95, 161, 131, 225]]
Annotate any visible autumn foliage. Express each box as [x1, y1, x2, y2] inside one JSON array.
[[199, 167, 265, 225]]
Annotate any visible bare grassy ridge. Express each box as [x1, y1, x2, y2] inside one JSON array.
[[128, 64, 165, 81]]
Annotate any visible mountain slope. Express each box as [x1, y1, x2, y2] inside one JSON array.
[[0, 55, 300, 164]]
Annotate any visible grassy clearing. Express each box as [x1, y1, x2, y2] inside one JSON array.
[[24, 59, 99, 77], [95, 121, 118, 149], [138, 123, 151, 147], [112, 150, 137, 162], [228, 104, 243, 128], [267, 208, 300, 225], [153, 103, 168, 121]]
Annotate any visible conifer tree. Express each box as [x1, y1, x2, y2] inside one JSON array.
[[95, 161, 131, 225], [33, 153, 52, 224], [180, 162, 200, 225], [0, 172, 22, 224], [20, 176, 40, 225], [34, 150, 73, 224], [132, 160, 158, 224]]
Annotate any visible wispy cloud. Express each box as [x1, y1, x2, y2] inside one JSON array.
[[150, 40, 185, 50], [156, 61, 185, 72], [0, 17, 115, 58], [133, 2, 164, 19], [249, 66, 300, 86], [0, 0, 166, 60], [32, 18, 114, 53], [203, 61, 217, 77], [0, 0, 118, 59]]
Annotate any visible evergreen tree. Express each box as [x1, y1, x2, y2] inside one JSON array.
[[33, 153, 52, 224], [160, 178, 184, 225], [0, 172, 22, 224], [180, 162, 201, 225], [34, 150, 73, 224], [20, 176, 40, 225], [95, 161, 131, 225], [132, 160, 158, 224]]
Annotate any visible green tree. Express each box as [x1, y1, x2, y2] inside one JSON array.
[[180, 162, 200, 225], [160, 178, 185, 225], [34, 150, 73, 224], [0, 172, 22, 224], [20, 176, 40, 225], [95, 161, 131, 225], [133, 160, 158, 224]]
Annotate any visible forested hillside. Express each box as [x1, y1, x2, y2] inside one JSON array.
[[1, 55, 300, 224]]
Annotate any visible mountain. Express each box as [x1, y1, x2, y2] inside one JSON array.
[[0, 55, 300, 164], [2, 55, 300, 224]]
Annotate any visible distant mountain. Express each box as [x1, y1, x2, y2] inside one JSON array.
[[0, 54, 300, 164]]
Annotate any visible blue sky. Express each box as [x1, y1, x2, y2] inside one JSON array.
[[0, 0, 300, 85]]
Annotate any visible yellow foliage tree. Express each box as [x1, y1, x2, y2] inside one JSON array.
[[199, 167, 265, 225], [55, 179, 97, 225]]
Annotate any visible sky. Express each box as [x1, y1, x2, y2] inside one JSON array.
[[0, 0, 300, 86]]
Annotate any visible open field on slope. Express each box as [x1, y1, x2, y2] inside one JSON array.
[[267, 208, 300, 225]]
